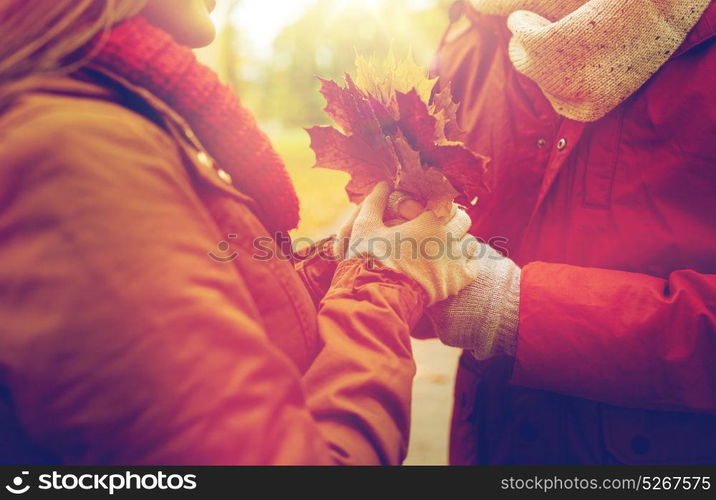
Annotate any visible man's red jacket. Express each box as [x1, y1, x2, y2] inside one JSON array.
[[433, 1, 716, 464]]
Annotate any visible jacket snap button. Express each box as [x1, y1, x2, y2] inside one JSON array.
[[217, 169, 233, 185], [537, 138, 547, 148], [630, 436, 651, 455], [196, 151, 212, 168], [556, 138, 567, 150], [183, 127, 198, 142], [518, 421, 539, 442]]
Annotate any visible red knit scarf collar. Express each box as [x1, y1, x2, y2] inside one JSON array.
[[91, 16, 300, 234]]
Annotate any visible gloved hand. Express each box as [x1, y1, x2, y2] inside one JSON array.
[[332, 190, 424, 258], [332, 206, 360, 260], [343, 182, 481, 305], [426, 243, 522, 360]]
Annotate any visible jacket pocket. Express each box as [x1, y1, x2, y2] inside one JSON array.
[[602, 405, 716, 465]]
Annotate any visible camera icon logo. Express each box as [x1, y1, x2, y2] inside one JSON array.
[[5, 471, 30, 495]]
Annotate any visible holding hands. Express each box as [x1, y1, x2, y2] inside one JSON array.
[[335, 182, 481, 306], [335, 182, 521, 360]]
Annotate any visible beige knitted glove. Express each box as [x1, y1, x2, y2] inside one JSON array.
[[470, 0, 587, 20], [333, 191, 440, 257], [470, 0, 710, 122], [332, 206, 360, 259], [427, 243, 521, 360], [345, 182, 481, 305]]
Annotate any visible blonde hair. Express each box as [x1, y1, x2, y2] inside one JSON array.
[[0, 0, 147, 95]]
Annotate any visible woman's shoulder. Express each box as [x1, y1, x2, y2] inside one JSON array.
[[0, 75, 175, 165], [0, 75, 192, 213]]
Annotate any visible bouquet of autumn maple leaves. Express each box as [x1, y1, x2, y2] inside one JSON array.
[[307, 52, 490, 218]]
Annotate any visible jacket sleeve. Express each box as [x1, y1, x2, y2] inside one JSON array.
[[293, 237, 339, 308], [293, 240, 422, 464], [0, 107, 423, 465], [305, 259, 424, 464], [512, 262, 716, 414]]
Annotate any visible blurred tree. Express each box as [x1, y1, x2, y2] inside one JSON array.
[[220, 0, 242, 90], [235, 0, 453, 128], [197, 0, 243, 86]]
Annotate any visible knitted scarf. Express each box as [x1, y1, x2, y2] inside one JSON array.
[[91, 16, 300, 234], [469, 0, 711, 121]]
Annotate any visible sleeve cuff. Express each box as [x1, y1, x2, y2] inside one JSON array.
[[426, 245, 521, 360]]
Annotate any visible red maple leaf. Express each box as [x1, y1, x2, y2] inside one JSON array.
[[396, 89, 437, 152], [308, 57, 491, 215], [395, 89, 490, 202], [307, 125, 398, 203]]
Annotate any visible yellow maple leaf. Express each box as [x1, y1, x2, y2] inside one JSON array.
[[431, 84, 463, 143], [355, 49, 438, 114]]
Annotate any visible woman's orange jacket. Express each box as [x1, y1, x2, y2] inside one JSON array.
[[0, 71, 425, 465]]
